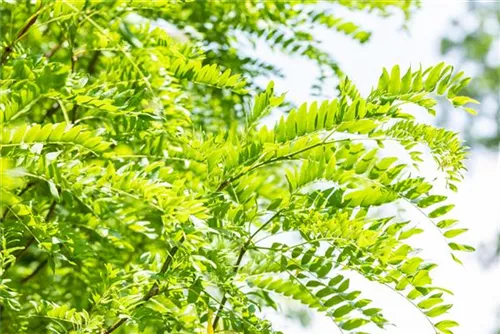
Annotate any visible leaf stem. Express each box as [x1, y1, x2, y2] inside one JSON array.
[[216, 137, 354, 192], [211, 212, 280, 330], [3, 200, 56, 273], [1, 4, 44, 65], [102, 236, 184, 334]]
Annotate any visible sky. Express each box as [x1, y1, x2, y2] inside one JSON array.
[[248, 2, 500, 333]]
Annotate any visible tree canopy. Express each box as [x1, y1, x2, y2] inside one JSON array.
[[0, 1, 477, 333]]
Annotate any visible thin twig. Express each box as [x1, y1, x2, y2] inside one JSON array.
[[1, 4, 44, 65], [18, 181, 36, 196], [70, 105, 78, 124], [216, 137, 352, 192], [102, 236, 184, 334], [17, 201, 56, 261], [44, 43, 62, 59], [87, 51, 100, 74], [20, 258, 48, 284], [0, 181, 37, 223], [3, 201, 56, 273], [216, 135, 406, 193], [212, 212, 280, 330]]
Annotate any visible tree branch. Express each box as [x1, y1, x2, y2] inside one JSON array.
[[1, 4, 44, 65], [20, 258, 48, 284], [215, 137, 356, 192], [0, 181, 37, 223], [44, 43, 62, 59], [102, 236, 184, 334], [3, 201, 56, 273], [212, 212, 280, 330]]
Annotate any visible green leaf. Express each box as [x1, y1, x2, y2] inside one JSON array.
[[267, 198, 282, 210], [401, 258, 423, 275], [464, 107, 478, 115], [341, 318, 368, 330], [61, 125, 83, 142], [48, 122, 68, 141], [23, 124, 41, 143], [399, 228, 423, 240], [443, 229, 468, 238], [437, 219, 459, 229], [11, 124, 28, 144], [329, 275, 344, 286], [317, 263, 332, 278], [338, 279, 350, 292], [417, 195, 447, 208], [333, 304, 354, 317], [389, 65, 401, 94], [451, 96, 480, 107], [425, 304, 452, 317], [412, 69, 423, 91], [400, 67, 412, 94], [435, 320, 459, 331], [48, 181, 60, 201], [448, 243, 475, 252], [424, 62, 445, 91], [417, 297, 443, 309], [412, 270, 432, 287], [377, 67, 390, 91], [316, 287, 335, 298], [428, 205, 454, 218]]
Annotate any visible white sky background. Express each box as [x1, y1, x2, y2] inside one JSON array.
[[245, 2, 500, 333]]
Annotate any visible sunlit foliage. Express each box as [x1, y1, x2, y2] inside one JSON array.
[[0, 1, 476, 333]]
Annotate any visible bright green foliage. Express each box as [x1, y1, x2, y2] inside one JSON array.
[[0, 1, 476, 334]]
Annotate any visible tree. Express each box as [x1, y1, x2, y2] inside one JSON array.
[[0, 1, 476, 333]]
